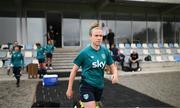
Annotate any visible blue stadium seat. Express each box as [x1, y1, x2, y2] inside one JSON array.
[[174, 55, 180, 62], [125, 43, 131, 49], [169, 43, 174, 48], [148, 43, 153, 48], [136, 43, 142, 48], [159, 43, 164, 48]]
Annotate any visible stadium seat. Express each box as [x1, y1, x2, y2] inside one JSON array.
[[149, 49, 155, 54], [168, 55, 175, 61], [160, 49, 166, 54], [124, 49, 131, 55], [159, 43, 164, 48], [155, 49, 161, 54], [174, 43, 179, 48], [148, 43, 153, 48], [24, 51, 33, 58], [156, 56, 163, 62], [143, 49, 149, 55], [162, 55, 169, 61], [142, 43, 148, 48], [169, 43, 174, 48], [171, 49, 177, 54], [0, 51, 7, 58], [136, 49, 143, 55], [176, 49, 180, 54], [125, 43, 131, 49], [166, 49, 172, 54], [174, 55, 180, 62], [119, 44, 125, 49], [136, 43, 142, 48], [151, 55, 156, 61], [131, 43, 136, 48], [153, 43, 159, 48], [164, 43, 169, 48]]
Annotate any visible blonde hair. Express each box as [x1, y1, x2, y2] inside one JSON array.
[[89, 22, 101, 35]]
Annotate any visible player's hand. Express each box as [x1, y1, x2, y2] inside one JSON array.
[[66, 88, 73, 100], [111, 73, 118, 84]]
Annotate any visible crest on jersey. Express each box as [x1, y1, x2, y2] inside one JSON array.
[[91, 56, 94, 58], [83, 94, 89, 100], [101, 54, 106, 59]]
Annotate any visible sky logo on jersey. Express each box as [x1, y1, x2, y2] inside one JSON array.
[[92, 60, 105, 69]]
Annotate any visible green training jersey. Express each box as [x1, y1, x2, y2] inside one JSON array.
[[45, 44, 54, 54], [11, 51, 24, 67], [73, 45, 114, 89], [36, 47, 45, 59]]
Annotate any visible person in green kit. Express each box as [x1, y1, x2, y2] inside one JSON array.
[[45, 40, 55, 70], [36, 43, 47, 78], [66, 23, 118, 108], [11, 45, 24, 87]]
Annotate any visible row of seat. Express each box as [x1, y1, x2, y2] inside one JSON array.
[[0, 50, 38, 68], [124, 54, 180, 62], [1, 44, 37, 50], [0, 50, 37, 59], [115, 43, 180, 49], [120, 48, 180, 56]]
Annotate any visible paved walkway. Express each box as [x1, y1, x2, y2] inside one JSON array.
[[0, 68, 180, 108]]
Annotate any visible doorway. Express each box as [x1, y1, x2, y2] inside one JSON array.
[[46, 12, 62, 48]]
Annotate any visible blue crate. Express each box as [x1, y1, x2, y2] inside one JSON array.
[[42, 74, 58, 86]]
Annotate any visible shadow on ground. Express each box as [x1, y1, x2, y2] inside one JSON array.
[[32, 79, 173, 108]]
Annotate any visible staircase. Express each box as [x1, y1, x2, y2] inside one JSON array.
[[47, 48, 82, 77]]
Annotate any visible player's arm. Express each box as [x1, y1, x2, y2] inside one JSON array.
[[109, 63, 118, 84], [66, 64, 79, 99]]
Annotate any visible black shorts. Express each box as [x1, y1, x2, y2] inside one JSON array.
[[46, 53, 53, 58], [79, 81, 103, 102], [38, 59, 45, 63]]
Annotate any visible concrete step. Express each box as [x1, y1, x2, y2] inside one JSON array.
[[52, 58, 74, 60], [46, 71, 81, 78], [52, 63, 74, 66], [47, 69, 82, 73], [53, 52, 78, 55], [52, 60, 73, 63], [53, 54, 76, 58]]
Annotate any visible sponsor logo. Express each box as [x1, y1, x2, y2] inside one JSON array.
[[92, 60, 105, 69]]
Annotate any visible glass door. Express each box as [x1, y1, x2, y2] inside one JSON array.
[[62, 18, 80, 48]]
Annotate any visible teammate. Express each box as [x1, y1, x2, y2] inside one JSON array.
[[66, 23, 118, 108], [45, 40, 55, 70], [11, 45, 24, 87], [36, 43, 46, 78]]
